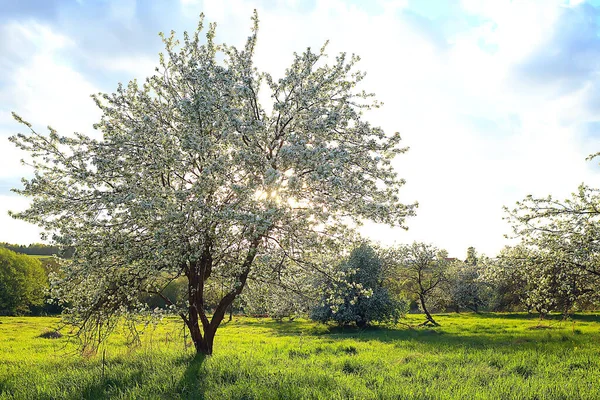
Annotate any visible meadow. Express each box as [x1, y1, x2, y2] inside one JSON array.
[[1, 313, 599, 399]]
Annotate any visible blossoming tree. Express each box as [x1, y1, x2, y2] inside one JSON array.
[[10, 12, 415, 355], [500, 183, 600, 315]]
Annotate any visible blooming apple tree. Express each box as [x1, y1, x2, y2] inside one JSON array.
[[9, 12, 415, 355], [500, 184, 600, 315]]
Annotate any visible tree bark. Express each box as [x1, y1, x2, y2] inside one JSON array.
[[193, 327, 215, 355], [184, 236, 262, 355], [419, 294, 439, 326]]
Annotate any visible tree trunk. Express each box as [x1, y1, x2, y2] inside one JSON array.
[[356, 318, 368, 328], [190, 327, 215, 355], [419, 294, 439, 326], [185, 236, 262, 356]]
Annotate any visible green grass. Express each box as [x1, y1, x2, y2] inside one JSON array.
[[1, 313, 600, 399]]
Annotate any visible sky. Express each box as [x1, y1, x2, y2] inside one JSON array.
[[1, 0, 600, 258]]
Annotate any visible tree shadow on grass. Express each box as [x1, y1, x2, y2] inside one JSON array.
[[257, 314, 600, 356], [227, 317, 326, 335], [563, 314, 600, 323], [472, 312, 541, 320], [175, 353, 208, 400], [81, 370, 145, 399], [74, 353, 207, 399], [319, 325, 480, 348], [473, 312, 600, 323]]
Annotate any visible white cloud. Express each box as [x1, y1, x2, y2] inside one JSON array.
[[0, 196, 42, 244], [93, 55, 157, 77], [0, 21, 100, 133], [107, 0, 138, 29], [0, 21, 100, 242], [1, 0, 599, 258]]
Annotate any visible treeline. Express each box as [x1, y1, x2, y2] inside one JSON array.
[[0, 245, 63, 316], [3, 240, 598, 322], [0, 242, 74, 258], [0, 242, 59, 256], [142, 241, 600, 327], [240, 241, 600, 326]]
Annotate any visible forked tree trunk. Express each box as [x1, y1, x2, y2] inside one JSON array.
[[185, 301, 230, 355], [185, 294, 234, 355], [191, 326, 215, 355], [184, 237, 262, 355]]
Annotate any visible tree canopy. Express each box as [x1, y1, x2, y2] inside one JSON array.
[[443, 252, 490, 313], [0, 247, 47, 315], [505, 184, 600, 280], [498, 183, 600, 315], [9, 12, 415, 354], [392, 242, 449, 326]]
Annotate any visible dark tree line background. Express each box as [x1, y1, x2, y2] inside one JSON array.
[[0, 242, 74, 257], [4, 240, 597, 322]]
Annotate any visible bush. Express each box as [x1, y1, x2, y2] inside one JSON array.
[[311, 244, 407, 327], [0, 248, 48, 315]]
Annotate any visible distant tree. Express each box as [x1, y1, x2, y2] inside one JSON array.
[[311, 244, 407, 327], [445, 260, 490, 313], [486, 245, 599, 316], [0, 248, 48, 315], [438, 247, 491, 313], [9, 12, 415, 355], [505, 184, 600, 280], [395, 242, 449, 326], [241, 282, 310, 320], [378, 246, 412, 307], [143, 276, 187, 309], [502, 182, 600, 315], [479, 252, 528, 312], [465, 246, 477, 266]]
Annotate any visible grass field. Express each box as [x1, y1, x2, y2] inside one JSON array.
[[1, 313, 599, 399]]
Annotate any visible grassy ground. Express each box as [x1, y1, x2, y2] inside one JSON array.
[[1, 313, 599, 399]]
